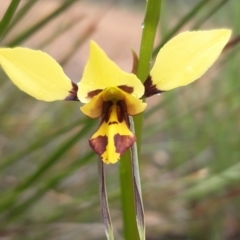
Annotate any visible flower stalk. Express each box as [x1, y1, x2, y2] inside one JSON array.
[[120, 1, 162, 240]]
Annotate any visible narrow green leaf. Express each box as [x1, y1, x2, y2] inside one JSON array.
[[0, 0, 21, 39], [0, 118, 89, 172], [7, 0, 79, 46], [193, 0, 232, 29], [2, 152, 94, 225], [0, 119, 95, 214], [98, 159, 114, 240], [59, 21, 97, 66], [129, 117, 145, 240], [182, 162, 240, 201], [38, 15, 84, 49], [1, 0, 40, 39]]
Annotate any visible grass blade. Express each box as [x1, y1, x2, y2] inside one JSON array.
[[0, 118, 89, 172], [1, 0, 40, 39], [7, 0, 79, 46], [0, 119, 95, 214], [0, 0, 21, 39], [193, 0, 232, 29], [2, 152, 94, 225]]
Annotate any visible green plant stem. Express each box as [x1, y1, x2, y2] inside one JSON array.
[[119, 1, 162, 240], [137, 0, 162, 82], [120, 151, 139, 240]]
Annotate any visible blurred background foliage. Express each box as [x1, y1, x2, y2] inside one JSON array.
[[0, 0, 239, 239]]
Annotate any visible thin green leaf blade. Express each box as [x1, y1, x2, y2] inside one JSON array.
[[99, 159, 114, 240]]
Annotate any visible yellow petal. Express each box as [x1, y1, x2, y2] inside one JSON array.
[[120, 89, 147, 115], [89, 101, 135, 164], [80, 86, 146, 119], [150, 29, 231, 91], [77, 41, 144, 103], [101, 86, 146, 115], [80, 91, 103, 118], [0, 47, 74, 101]]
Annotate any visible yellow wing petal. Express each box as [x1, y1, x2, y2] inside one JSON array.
[[0, 47, 75, 101], [150, 29, 231, 91], [78, 41, 144, 103]]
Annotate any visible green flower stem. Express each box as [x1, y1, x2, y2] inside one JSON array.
[[137, 0, 162, 82], [120, 152, 139, 240], [0, 0, 21, 40], [120, 1, 162, 240]]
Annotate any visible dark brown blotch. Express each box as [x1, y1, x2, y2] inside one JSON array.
[[65, 82, 79, 101], [89, 135, 108, 156], [108, 121, 118, 125], [116, 100, 127, 123], [87, 89, 102, 99], [118, 85, 134, 94], [102, 101, 113, 123], [116, 101, 130, 127], [143, 75, 165, 98], [114, 133, 136, 156]]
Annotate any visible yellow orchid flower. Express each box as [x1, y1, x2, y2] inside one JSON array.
[[0, 29, 231, 164]]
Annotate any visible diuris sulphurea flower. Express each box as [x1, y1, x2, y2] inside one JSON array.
[[0, 29, 231, 164]]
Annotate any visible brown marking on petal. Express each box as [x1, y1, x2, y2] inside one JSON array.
[[102, 100, 130, 125], [102, 101, 113, 123], [116, 101, 124, 123], [116, 100, 130, 126], [118, 85, 134, 94], [89, 135, 108, 156], [114, 133, 136, 156], [143, 75, 165, 98], [87, 89, 102, 99], [108, 121, 118, 125], [65, 82, 79, 101]]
